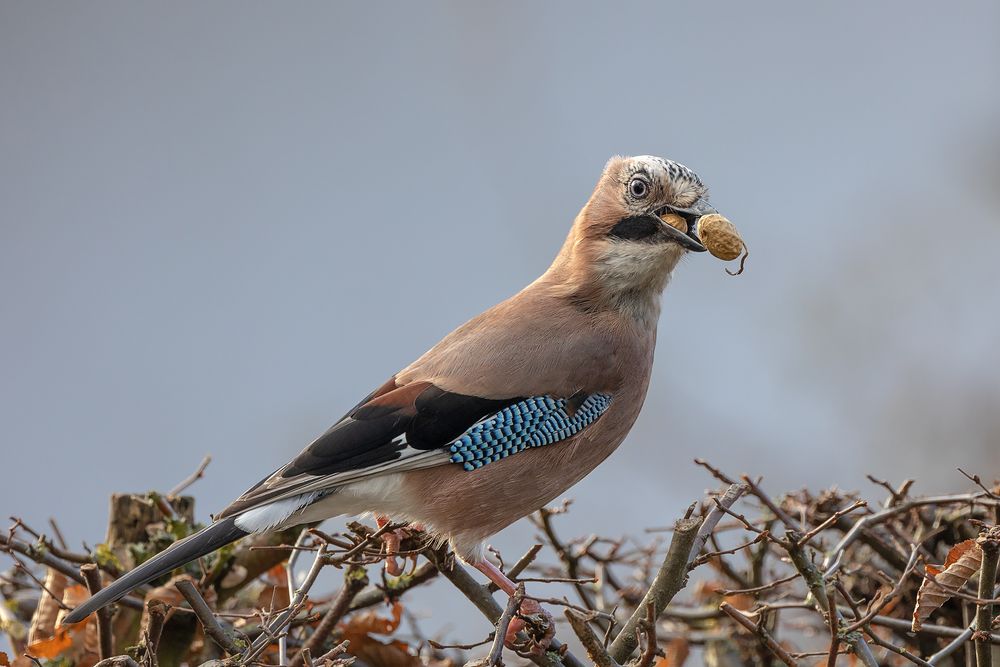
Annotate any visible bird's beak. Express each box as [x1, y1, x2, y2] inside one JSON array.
[[653, 198, 716, 253]]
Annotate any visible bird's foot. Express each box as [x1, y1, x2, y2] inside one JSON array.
[[376, 516, 423, 576], [471, 557, 554, 654], [505, 596, 555, 654]]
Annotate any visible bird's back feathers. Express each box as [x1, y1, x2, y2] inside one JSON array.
[[217, 381, 523, 521]]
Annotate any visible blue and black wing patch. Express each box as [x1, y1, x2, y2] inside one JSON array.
[[217, 379, 612, 519], [449, 393, 613, 471]]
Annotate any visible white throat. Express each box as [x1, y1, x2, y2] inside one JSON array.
[[594, 242, 684, 326]]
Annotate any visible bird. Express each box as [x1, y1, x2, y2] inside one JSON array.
[[64, 154, 721, 645]]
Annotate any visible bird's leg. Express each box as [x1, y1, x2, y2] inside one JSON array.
[[375, 515, 404, 575], [375, 516, 425, 576], [472, 558, 554, 652]]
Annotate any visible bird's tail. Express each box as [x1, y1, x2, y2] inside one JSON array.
[[62, 517, 248, 625]]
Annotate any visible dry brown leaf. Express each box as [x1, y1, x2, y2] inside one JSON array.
[[912, 539, 984, 631], [0, 651, 9, 667], [255, 562, 291, 610], [26, 628, 73, 659], [28, 583, 93, 661], [27, 569, 67, 645], [349, 637, 421, 667], [264, 563, 288, 583], [340, 601, 403, 638], [337, 602, 408, 664], [56, 584, 101, 666], [57, 584, 92, 623], [657, 637, 690, 666]]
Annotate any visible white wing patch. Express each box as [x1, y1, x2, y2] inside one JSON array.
[[234, 491, 323, 533], [230, 434, 451, 532]]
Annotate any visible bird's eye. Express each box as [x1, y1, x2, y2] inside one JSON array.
[[628, 177, 649, 199]]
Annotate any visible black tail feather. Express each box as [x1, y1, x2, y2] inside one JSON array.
[[62, 517, 248, 625]]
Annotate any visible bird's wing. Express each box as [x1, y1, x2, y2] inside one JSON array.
[[216, 377, 612, 523]]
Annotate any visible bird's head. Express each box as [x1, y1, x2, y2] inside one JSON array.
[[548, 155, 718, 323]]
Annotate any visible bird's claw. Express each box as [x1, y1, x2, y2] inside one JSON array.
[[505, 597, 555, 655], [377, 518, 424, 576]]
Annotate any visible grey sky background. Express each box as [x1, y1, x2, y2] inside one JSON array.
[[3, 1, 999, 648]]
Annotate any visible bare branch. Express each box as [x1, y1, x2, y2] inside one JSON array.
[[687, 483, 748, 568], [167, 455, 212, 499], [564, 609, 621, 667], [81, 563, 114, 660], [290, 565, 368, 667], [975, 532, 999, 667], [484, 582, 523, 666], [244, 543, 328, 663], [175, 578, 243, 655], [720, 602, 799, 666], [608, 515, 700, 663]]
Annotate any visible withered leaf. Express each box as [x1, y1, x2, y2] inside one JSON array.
[[340, 601, 403, 638], [658, 637, 690, 666], [25, 628, 73, 659], [27, 568, 67, 645], [912, 539, 983, 631], [349, 637, 421, 667]]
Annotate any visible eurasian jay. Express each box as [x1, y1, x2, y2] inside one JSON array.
[[64, 155, 720, 643]]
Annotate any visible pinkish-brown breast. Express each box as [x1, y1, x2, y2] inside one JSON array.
[[397, 333, 654, 558]]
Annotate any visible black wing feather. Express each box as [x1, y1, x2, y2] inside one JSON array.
[[217, 380, 519, 518]]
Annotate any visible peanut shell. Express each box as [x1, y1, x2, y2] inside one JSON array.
[[658, 212, 687, 232], [697, 214, 744, 261]]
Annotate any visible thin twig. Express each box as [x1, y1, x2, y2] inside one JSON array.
[[281, 528, 312, 666], [822, 492, 1000, 579], [687, 483, 749, 568], [167, 455, 212, 499], [290, 565, 368, 667], [1, 534, 86, 585], [47, 518, 68, 550], [314, 639, 351, 664], [842, 543, 922, 634], [347, 560, 438, 611], [958, 468, 1000, 500], [855, 610, 1000, 644], [716, 572, 799, 597], [798, 500, 867, 548], [485, 582, 523, 666], [245, 543, 328, 663], [507, 545, 543, 581], [929, 627, 976, 664], [719, 602, 799, 666], [825, 584, 839, 667], [864, 627, 933, 667], [175, 578, 243, 654], [634, 602, 657, 667]]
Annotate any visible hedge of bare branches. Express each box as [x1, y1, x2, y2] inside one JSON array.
[[2, 457, 999, 667]]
